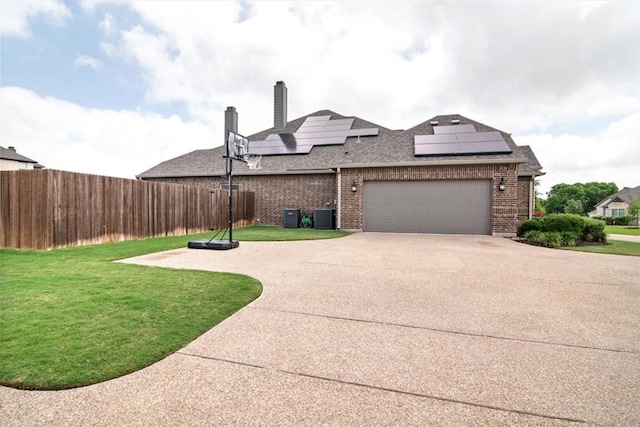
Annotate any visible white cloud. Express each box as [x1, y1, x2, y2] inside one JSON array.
[[0, 87, 218, 179], [99, 12, 114, 35], [3, 1, 638, 195], [518, 112, 640, 196], [90, 1, 638, 135], [0, 0, 71, 37], [73, 54, 101, 70]]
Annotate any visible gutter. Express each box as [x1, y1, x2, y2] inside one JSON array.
[[138, 169, 335, 179], [332, 158, 528, 169]]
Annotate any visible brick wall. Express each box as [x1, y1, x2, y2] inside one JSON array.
[[148, 162, 527, 235], [517, 176, 533, 223], [339, 163, 521, 235], [154, 174, 336, 227], [234, 174, 336, 225]]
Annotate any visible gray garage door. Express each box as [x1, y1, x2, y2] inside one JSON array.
[[363, 180, 491, 234]]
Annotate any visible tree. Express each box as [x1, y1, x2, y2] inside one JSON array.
[[582, 182, 619, 215], [545, 183, 586, 214], [564, 199, 583, 214], [545, 182, 618, 215], [534, 179, 546, 214], [628, 196, 640, 227]]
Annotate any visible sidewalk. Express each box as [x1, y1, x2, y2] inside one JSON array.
[[608, 233, 640, 243]]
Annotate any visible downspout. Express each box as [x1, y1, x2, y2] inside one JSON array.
[[336, 167, 342, 229], [529, 178, 535, 219]]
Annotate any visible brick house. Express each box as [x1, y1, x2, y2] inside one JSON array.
[[138, 81, 543, 236]]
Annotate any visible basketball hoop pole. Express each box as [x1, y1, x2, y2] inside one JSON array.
[[227, 153, 233, 244], [187, 131, 240, 250]]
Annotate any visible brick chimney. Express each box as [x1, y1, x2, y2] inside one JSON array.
[[274, 81, 287, 129], [224, 106, 238, 141]]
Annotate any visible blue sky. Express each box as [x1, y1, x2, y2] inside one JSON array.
[[1, 0, 639, 195]]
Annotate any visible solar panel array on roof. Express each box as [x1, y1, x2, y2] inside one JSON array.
[[249, 115, 379, 156], [414, 125, 512, 157], [433, 124, 476, 134]]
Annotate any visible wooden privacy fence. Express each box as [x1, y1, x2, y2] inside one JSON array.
[[0, 169, 255, 250]]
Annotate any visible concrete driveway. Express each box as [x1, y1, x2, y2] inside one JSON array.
[[1, 233, 639, 426]]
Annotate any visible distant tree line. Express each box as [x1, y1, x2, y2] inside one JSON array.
[[537, 182, 619, 216]]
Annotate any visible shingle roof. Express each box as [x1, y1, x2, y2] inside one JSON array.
[[137, 112, 543, 179], [0, 146, 39, 163], [599, 185, 640, 206]]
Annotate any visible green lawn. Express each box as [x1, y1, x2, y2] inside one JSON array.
[[605, 225, 640, 236], [562, 240, 640, 257], [0, 226, 349, 390], [232, 225, 350, 241]]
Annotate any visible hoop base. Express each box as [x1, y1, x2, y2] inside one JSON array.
[[188, 239, 239, 250]]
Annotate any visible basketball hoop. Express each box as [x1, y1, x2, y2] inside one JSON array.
[[245, 154, 262, 170]]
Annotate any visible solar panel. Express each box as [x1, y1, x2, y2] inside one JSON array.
[[346, 128, 379, 137], [248, 115, 379, 156], [249, 144, 313, 155], [414, 143, 462, 156], [433, 124, 476, 134], [459, 141, 512, 154], [455, 131, 504, 143], [414, 130, 512, 156], [414, 134, 457, 144], [313, 136, 348, 146]]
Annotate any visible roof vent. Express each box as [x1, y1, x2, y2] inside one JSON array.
[[430, 121, 439, 126], [8, 146, 16, 152], [451, 119, 460, 125]]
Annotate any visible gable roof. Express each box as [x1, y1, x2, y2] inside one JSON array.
[[0, 146, 39, 164], [137, 112, 542, 179], [596, 185, 640, 207]]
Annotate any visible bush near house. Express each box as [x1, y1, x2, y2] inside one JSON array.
[[519, 214, 606, 248], [591, 215, 633, 226]]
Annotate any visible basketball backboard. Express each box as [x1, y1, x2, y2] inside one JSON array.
[[227, 131, 249, 160]]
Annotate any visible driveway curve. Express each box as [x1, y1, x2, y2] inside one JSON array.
[[2, 233, 639, 426]]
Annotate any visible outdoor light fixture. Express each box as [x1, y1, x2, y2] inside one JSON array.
[[351, 180, 357, 192], [498, 177, 506, 192]]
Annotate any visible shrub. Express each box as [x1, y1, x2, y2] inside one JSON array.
[[581, 218, 607, 243], [523, 230, 544, 245], [541, 232, 563, 248], [519, 217, 543, 236], [592, 216, 631, 226], [521, 215, 604, 248], [540, 214, 587, 234], [560, 231, 579, 246]]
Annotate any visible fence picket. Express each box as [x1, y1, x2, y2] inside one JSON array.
[[0, 170, 255, 250]]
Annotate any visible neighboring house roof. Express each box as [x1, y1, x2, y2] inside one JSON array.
[[0, 146, 39, 164], [595, 185, 640, 208], [137, 112, 542, 179]]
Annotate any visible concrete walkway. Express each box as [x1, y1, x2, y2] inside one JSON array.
[[608, 233, 640, 243], [1, 233, 639, 426]]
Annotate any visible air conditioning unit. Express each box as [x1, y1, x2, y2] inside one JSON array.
[[314, 209, 336, 229], [283, 209, 300, 228]]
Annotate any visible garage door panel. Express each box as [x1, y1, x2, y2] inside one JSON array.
[[364, 180, 491, 235]]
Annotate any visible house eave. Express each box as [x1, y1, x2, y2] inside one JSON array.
[[235, 169, 335, 176], [332, 158, 528, 169], [137, 169, 336, 179]]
